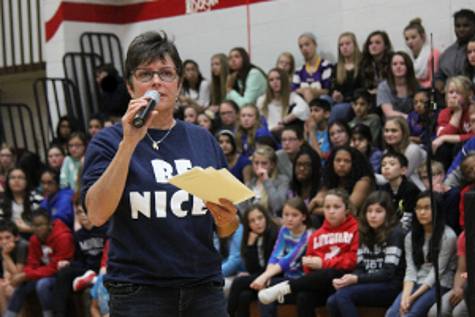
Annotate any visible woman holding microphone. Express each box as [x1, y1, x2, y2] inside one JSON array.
[[81, 31, 239, 317]]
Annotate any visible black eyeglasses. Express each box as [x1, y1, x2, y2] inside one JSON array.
[[132, 67, 179, 82]]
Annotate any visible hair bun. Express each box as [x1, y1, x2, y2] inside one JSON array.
[[410, 18, 422, 25]]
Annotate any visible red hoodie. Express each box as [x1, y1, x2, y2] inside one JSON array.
[[23, 220, 75, 280], [436, 106, 474, 142], [304, 214, 359, 274]]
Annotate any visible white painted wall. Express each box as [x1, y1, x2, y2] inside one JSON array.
[[45, 0, 475, 81]]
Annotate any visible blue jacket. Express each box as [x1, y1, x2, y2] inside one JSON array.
[[40, 188, 74, 229]]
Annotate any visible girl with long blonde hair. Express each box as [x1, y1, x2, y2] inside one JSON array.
[[257, 68, 309, 134]]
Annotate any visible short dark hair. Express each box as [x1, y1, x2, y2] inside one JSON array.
[[48, 144, 66, 156], [309, 98, 331, 113], [281, 125, 304, 140], [125, 31, 183, 89], [0, 220, 19, 236], [41, 167, 60, 185], [382, 151, 408, 168], [89, 113, 105, 127], [352, 88, 373, 104], [30, 207, 51, 222], [256, 136, 279, 151], [454, 9, 475, 24], [351, 124, 373, 157], [216, 130, 237, 154], [220, 100, 240, 114]]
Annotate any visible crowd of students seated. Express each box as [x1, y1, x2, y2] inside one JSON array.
[[181, 8, 474, 317], [0, 8, 474, 317]]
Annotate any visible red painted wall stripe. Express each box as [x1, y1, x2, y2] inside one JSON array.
[[45, 0, 271, 42]]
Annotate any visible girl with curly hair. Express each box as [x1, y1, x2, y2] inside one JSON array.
[[308, 145, 375, 217], [386, 191, 457, 317], [326, 191, 405, 317]]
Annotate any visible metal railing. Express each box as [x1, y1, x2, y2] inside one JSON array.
[[80, 32, 125, 76], [63, 52, 104, 121], [33, 78, 82, 159], [0, 0, 45, 75], [0, 103, 41, 155]]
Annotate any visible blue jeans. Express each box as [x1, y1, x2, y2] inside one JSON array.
[[326, 282, 400, 317], [385, 284, 450, 317], [7, 277, 56, 312], [320, 95, 351, 123], [107, 281, 228, 317]]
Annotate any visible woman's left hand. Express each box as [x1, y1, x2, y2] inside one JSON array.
[[205, 198, 238, 228]]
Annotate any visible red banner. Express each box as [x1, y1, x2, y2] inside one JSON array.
[[46, 0, 271, 42]]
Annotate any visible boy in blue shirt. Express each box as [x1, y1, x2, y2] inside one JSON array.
[[304, 98, 331, 162]]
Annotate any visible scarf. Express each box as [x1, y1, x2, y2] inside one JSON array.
[[407, 43, 431, 80]]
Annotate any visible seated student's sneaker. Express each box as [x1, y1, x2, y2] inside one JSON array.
[[258, 280, 291, 304], [73, 270, 97, 292]]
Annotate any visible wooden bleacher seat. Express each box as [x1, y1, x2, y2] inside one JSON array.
[[249, 300, 388, 317]]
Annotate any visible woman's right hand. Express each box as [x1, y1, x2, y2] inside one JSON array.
[[248, 231, 259, 245], [122, 96, 158, 147]]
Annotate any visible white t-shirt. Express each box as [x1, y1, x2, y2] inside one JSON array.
[[183, 79, 211, 107], [257, 92, 310, 130]]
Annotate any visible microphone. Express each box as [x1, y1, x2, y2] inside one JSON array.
[[132, 90, 160, 128]]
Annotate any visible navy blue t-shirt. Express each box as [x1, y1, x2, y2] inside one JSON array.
[[81, 120, 227, 287], [71, 224, 109, 271]]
